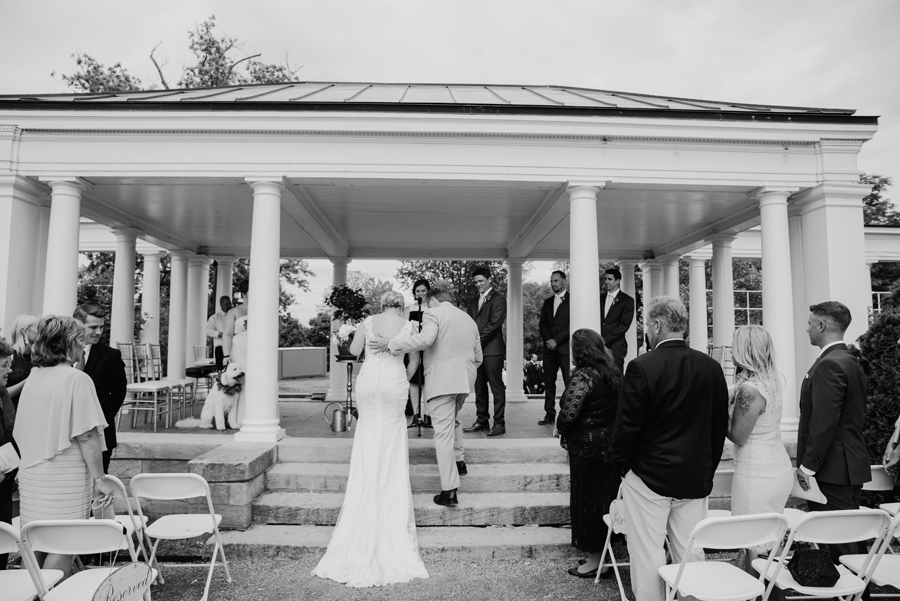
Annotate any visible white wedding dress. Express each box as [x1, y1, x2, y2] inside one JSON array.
[[312, 317, 429, 587]]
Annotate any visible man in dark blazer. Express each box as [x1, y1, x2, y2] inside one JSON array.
[[463, 266, 507, 436], [796, 301, 871, 568], [74, 304, 127, 473], [537, 270, 570, 425], [612, 296, 729, 601], [600, 268, 635, 373]]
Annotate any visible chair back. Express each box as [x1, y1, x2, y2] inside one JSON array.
[[118, 342, 137, 384], [708, 345, 725, 363], [0, 521, 55, 598], [864, 465, 896, 491], [130, 472, 210, 501], [104, 474, 149, 561], [711, 469, 734, 496], [148, 344, 165, 379], [0, 521, 19, 555], [791, 508, 890, 545], [193, 346, 211, 362], [21, 519, 136, 558], [692, 513, 788, 550], [134, 343, 152, 382]]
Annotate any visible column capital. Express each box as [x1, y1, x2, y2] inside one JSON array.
[[210, 255, 236, 264], [170, 250, 192, 261], [566, 185, 602, 201], [506, 258, 525, 267], [708, 233, 737, 246], [639, 259, 661, 269], [617, 259, 639, 270], [247, 179, 284, 193], [111, 227, 139, 242], [330, 257, 351, 267], [188, 255, 212, 267], [140, 250, 166, 259], [42, 179, 85, 195], [752, 186, 798, 208], [685, 255, 707, 265]]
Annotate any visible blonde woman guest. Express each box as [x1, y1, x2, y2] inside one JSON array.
[[13, 315, 115, 577], [6, 313, 40, 406], [727, 325, 793, 573]]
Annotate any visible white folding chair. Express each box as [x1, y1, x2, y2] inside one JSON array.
[[659, 513, 788, 601], [710, 469, 735, 519], [0, 522, 64, 601], [104, 474, 150, 563], [751, 508, 892, 601], [20, 519, 156, 601], [864, 465, 896, 493], [840, 512, 900, 598], [130, 473, 232, 601]]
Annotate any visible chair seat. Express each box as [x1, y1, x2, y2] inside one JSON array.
[[164, 377, 194, 387], [841, 553, 900, 588], [127, 381, 171, 393], [146, 513, 222, 540], [659, 560, 763, 601], [44, 566, 157, 601], [880, 502, 899, 516], [751, 558, 865, 597], [0, 568, 64, 601]]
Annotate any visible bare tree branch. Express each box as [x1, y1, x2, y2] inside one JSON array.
[[150, 44, 170, 90], [225, 53, 261, 80]]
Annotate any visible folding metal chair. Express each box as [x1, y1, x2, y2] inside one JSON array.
[[751, 508, 892, 601], [129, 473, 232, 601], [105, 474, 150, 563], [840, 511, 900, 598], [0, 522, 64, 601], [659, 513, 788, 601], [864, 465, 896, 493]]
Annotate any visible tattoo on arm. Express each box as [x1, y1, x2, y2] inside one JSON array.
[[734, 386, 755, 418]]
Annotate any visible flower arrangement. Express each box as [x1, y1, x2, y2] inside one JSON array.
[[324, 285, 370, 354], [333, 322, 357, 345]]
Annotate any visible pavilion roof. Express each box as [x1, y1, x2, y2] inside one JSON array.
[[0, 82, 867, 123]]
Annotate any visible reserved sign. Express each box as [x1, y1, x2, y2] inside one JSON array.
[[92, 563, 155, 601]]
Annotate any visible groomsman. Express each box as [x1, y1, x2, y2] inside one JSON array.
[[537, 270, 570, 425], [600, 268, 635, 373]]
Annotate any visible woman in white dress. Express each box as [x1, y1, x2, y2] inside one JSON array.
[[312, 290, 429, 587], [222, 280, 249, 427], [727, 325, 793, 573]]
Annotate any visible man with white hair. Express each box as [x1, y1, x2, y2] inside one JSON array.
[[611, 296, 729, 601]]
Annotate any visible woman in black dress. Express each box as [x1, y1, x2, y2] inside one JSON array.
[[556, 328, 622, 578], [404, 279, 430, 425]]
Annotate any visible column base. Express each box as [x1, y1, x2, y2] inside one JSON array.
[[235, 422, 286, 442]]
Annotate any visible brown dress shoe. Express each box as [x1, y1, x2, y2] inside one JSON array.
[[486, 425, 506, 436]]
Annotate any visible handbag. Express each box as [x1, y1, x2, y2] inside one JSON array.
[[608, 485, 627, 535], [787, 547, 840, 588]]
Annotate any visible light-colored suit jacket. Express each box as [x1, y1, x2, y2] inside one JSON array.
[[389, 301, 483, 401]]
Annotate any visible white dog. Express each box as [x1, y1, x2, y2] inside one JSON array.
[[175, 362, 244, 431]]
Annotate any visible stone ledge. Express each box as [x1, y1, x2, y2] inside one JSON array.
[[115, 433, 227, 461], [189, 441, 277, 482]]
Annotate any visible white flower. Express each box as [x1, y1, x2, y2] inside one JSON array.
[[333, 322, 357, 344]]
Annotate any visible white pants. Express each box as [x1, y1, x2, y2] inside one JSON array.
[[427, 393, 466, 491], [621, 470, 707, 601]]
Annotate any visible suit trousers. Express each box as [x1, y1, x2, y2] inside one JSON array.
[[621, 470, 707, 601], [474, 355, 506, 427], [542, 351, 570, 416], [428, 393, 467, 492], [612, 353, 625, 375]]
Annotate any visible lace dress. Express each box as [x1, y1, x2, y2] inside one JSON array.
[[312, 317, 429, 587], [730, 377, 793, 555]]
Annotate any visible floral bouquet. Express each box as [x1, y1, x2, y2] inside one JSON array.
[[332, 323, 357, 347], [325, 285, 369, 357]]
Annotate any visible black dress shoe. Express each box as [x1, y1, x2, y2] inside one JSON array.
[[538, 413, 555, 426], [433, 489, 458, 507], [463, 422, 489, 433], [423, 416, 433, 428], [486, 425, 506, 437], [456, 461, 467, 476], [567, 566, 597, 578]]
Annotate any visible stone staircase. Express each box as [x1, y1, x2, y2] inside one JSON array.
[[220, 437, 576, 559]]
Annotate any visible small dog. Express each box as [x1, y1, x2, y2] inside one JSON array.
[[175, 362, 245, 431]]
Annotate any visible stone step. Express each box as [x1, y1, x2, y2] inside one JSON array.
[[266, 462, 570, 494], [215, 524, 574, 560], [276, 437, 568, 464], [253, 491, 570, 526]]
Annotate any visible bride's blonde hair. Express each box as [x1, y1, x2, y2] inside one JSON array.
[[731, 325, 783, 395], [380, 290, 405, 310]]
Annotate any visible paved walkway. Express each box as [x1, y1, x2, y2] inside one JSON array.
[[119, 375, 564, 440]]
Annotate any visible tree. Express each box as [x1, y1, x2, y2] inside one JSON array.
[[396, 261, 511, 310], [347, 271, 395, 316], [55, 15, 299, 93], [523, 281, 551, 358], [861, 174, 899, 226]]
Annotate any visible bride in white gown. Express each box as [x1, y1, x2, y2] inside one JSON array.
[[312, 290, 429, 587]]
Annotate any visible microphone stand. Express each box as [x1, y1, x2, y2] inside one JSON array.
[[408, 297, 426, 437]]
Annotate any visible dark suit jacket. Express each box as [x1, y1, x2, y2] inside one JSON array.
[[612, 339, 729, 499], [600, 290, 635, 357], [538, 292, 570, 356], [797, 343, 871, 486], [84, 342, 127, 452], [467, 289, 506, 356]]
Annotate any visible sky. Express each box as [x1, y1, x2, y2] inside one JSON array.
[[2, 0, 898, 322]]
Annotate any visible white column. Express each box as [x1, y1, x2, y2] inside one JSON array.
[[140, 252, 163, 345], [236, 180, 285, 442], [167, 251, 189, 379], [619, 260, 638, 366], [661, 258, 680, 299], [638, 261, 652, 342], [710, 235, 736, 348], [327, 258, 351, 401], [688, 256, 709, 352], [186, 255, 209, 363], [568, 186, 602, 333], [506, 259, 526, 402], [789, 213, 810, 401], [757, 188, 799, 431], [109, 228, 137, 347], [41, 180, 82, 315], [215, 257, 235, 303], [644, 260, 663, 300]]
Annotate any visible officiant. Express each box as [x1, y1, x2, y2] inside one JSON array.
[[0, 337, 18, 570]]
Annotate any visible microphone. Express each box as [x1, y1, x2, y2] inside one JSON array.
[[417, 297, 422, 309]]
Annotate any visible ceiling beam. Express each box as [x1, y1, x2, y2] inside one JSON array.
[[79, 190, 193, 252], [282, 178, 348, 257], [507, 183, 569, 258], [652, 202, 761, 258]]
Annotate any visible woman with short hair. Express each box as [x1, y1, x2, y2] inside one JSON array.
[[13, 315, 114, 577]]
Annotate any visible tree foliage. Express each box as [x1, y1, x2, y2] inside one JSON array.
[[55, 54, 143, 93], [396, 260, 510, 310], [861, 173, 899, 227], [347, 271, 395, 316]]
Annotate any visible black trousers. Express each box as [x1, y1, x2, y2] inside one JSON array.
[[808, 481, 870, 601], [0, 476, 14, 570], [102, 448, 112, 474], [474, 355, 505, 428], [542, 351, 570, 416], [214, 345, 225, 371], [612, 353, 625, 375]]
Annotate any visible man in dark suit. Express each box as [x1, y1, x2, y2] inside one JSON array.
[[612, 296, 729, 601], [74, 304, 127, 474], [463, 266, 507, 436], [796, 301, 871, 568], [537, 270, 570, 425], [600, 267, 635, 373]]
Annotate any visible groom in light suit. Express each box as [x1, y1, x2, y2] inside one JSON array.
[[379, 280, 482, 507]]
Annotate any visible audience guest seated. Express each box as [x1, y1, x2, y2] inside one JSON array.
[[5, 312, 40, 407], [556, 328, 622, 579], [12, 315, 115, 580], [0, 338, 18, 570], [727, 325, 793, 573]]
